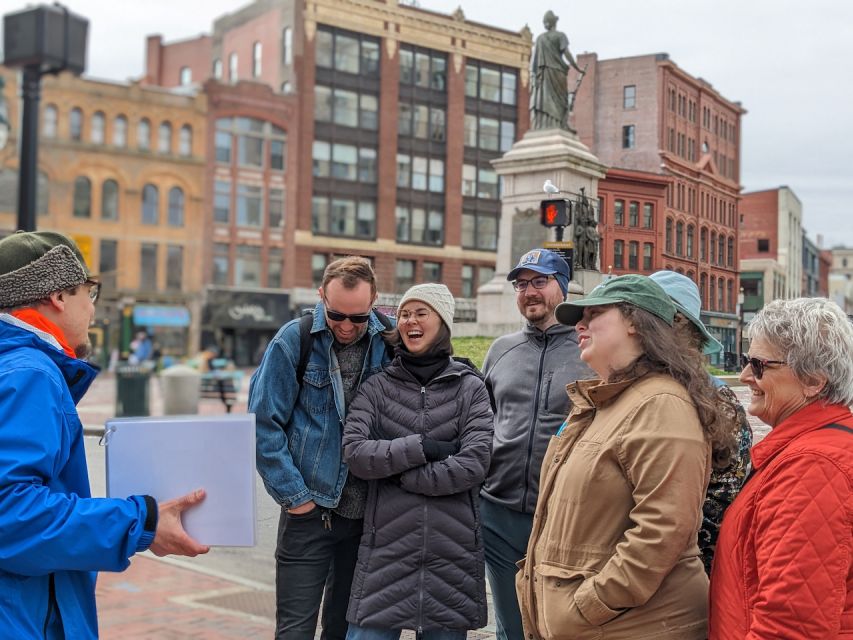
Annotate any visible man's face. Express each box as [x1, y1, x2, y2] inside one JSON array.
[[57, 282, 97, 359], [318, 279, 375, 345], [514, 268, 565, 326]]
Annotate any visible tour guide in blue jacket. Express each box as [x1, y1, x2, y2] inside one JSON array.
[[0, 231, 208, 639]]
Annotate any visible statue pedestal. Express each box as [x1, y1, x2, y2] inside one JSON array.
[[476, 128, 607, 336]]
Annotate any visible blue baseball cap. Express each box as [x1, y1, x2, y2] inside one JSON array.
[[507, 249, 570, 281], [649, 271, 723, 355]]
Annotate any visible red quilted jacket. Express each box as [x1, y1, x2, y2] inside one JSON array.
[[709, 402, 853, 639]]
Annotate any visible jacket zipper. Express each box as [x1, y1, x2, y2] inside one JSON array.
[[521, 334, 549, 511], [43, 573, 56, 637]]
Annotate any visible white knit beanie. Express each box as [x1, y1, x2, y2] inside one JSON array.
[[397, 283, 456, 334]]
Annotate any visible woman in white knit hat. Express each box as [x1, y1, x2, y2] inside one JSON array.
[[341, 283, 494, 640]]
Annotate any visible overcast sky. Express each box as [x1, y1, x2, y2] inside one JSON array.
[[9, 0, 851, 247]]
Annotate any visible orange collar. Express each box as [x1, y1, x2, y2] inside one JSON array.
[[11, 309, 76, 359]]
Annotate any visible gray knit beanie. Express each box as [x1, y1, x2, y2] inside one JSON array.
[[397, 283, 456, 334], [0, 231, 91, 309]]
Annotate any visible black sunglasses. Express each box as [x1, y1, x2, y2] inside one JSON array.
[[740, 354, 786, 380], [324, 301, 372, 324]]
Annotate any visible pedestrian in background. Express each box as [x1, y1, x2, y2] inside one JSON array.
[[480, 249, 594, 639], [342, 284, 493, 639], [709, 297, 853, 639], [517, 275, 725, 639], [649, 270, 753, 574], [0, 231, 208, 639], [250, 256, 393, 639]]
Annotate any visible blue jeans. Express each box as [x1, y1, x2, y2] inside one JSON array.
[[345, 625, 467, 640], [481, 498, 534, 640]]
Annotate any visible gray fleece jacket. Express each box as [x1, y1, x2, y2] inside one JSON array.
[[481, 321, 595, 514]]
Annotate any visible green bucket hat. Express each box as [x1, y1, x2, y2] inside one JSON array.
[[0, 230, 91, 309], [555, 274, 677, 327]]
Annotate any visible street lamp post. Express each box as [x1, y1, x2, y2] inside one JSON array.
[[2, 4, 88, 231]]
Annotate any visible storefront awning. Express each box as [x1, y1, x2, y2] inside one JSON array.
[[133, 305, 191, 327]]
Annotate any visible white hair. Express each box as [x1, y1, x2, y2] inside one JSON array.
[[747, 297, 853, 406]]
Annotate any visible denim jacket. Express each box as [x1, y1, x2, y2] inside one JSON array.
[[249, 303, 392, 509]]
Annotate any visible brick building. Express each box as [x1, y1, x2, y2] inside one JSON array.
[[144, 0, 532, 328], [572, 52, 745, 363], [0, 68, 207, 360]]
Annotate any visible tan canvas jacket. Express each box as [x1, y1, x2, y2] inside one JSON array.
[[516, 373, 711, 640]]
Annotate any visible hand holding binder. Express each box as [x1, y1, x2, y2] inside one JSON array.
[[149, 488, 211, 557]]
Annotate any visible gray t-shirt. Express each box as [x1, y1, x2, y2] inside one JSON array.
[[333, 333, 369, 519]]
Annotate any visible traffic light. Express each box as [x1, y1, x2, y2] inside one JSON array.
[[540, 199, 571, 227]]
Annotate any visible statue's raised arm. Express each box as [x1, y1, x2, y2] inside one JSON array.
[[529, 11, 585, 131]]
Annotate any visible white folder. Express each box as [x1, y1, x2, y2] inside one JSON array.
[[104, 414, 256, 547]]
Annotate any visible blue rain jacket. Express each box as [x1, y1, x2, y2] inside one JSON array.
[[0, 314, 154, 639]]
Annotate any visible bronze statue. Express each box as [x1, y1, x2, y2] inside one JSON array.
[[573, 188, 599, 270], [529, 11, 585, 130]]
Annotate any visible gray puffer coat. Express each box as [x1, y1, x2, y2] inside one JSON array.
[[342, 357, 494, 632]]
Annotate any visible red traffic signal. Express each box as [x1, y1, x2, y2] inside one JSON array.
[[540, 199, 571, 227]]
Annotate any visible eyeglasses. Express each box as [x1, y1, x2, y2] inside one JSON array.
[[85, 279, 100, 304], [740, 354, 786, 380], [512, 275, 554, 292], [398, 308, 432, 323], [323, 300, 372, 324]]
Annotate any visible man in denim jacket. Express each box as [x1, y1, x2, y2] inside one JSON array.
[[250, 257, 393, 639]]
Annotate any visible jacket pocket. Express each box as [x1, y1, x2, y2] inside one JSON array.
[[302, 368, 332, 415], [533, 564, 602, 640]]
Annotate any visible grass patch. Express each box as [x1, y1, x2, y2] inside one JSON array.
[[452, 336, 496, 370]]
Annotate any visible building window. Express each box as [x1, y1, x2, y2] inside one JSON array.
[[623, 85, 636, 109], [465, 61, 517, 105], [395, 206, 443, 246], [500, 121, 516, 152], [727, 236, 734, 267], [622, 125, 635, 149], [158, 122, 172, 154], [229, 52, 238, 82], [99, 239, 117, 292], [461, 164, 476, 197], [423, 261, 442, 283], [311, 254, 328, 287], [700, 227, 707, 261], [686, 225, 694, 258], [628, 241, 639, 270], [214, 181, 231, 224], [235, 245, 262, 286], [477, 167, 498, 199], [643, 243, 653, 271], [709, 277, 716, 311], [140, 243, 158, 291], [614, 200, 624, 225], [282, 27, 293, 65], [237, 184, 263, 227], [312, 196, 375, 239], [396, 259, 416, 293], [178, 125, 192, 156], [399, 46, 447, 91], [113, 115, 127, 147], [166, 245, 183, 291], [270, 139, 286, 170], [399, 103, 446, 141], [461, 265, 475, 298], [101, 179, 119, 220], [710, 232, 717, 265], [757, 238, 770, 252], [718, 277, 725, 311], [137, 118, 151, 151], [461, 211, 498, 251], [216, 117, 286, 171], [179, 66, 191, 86], [268, 248, 283, 288], [665, 217, 673, 253], [141, 184, 158, 225], [269, 188, 284, 228], [253, 42, 262, 77], [212, 243, 229, 285], [718, 235, 725, 265], [675, 221, 684, 256], [215, 130, 232, 163], [613, 240, 624, 269], [72, 177, 91, 218], [628, 201, 639, 227], [643, 203, 653, 228], [70, 107, 83, 141], [167, 187, 184, 227], [43, 104, 58, 138], [213, 59, 222, 79], [316, 27, 380, 77]]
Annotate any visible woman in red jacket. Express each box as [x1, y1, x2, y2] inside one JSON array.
[[709, 297, 853, 639]]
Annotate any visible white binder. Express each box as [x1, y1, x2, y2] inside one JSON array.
[[104, 414, 257, 547]]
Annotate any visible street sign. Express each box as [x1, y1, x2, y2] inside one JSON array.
[[543, 241, 574, 280]]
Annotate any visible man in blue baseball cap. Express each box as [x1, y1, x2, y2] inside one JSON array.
[[480, 249, 593, 639]]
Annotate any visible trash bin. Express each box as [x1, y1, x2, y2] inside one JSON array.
[[160, 364, 201, 415], [115, 364, 151, 417]]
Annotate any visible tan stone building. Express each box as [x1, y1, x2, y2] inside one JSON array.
[[0, 68, 207, 358]]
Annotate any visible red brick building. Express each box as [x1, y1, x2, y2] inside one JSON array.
[[573, 52, 745, 363], [144, 0, 532, 323]]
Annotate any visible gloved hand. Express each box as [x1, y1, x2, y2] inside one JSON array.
[[422, 437, 459, 462]]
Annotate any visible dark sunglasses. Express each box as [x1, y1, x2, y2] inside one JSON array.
[[324, 302, 372, 324], [740, 354, 786, 380]]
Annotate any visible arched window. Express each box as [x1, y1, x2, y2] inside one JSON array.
[[709, 277, 716, 311], [710, 231, 717, 265], [113, 115, 128, 147], [718, 277, 725, 311], [213, 58, 223, 79], [72, 177, 91, 218], [700, 227, 708, 262], [675, 221, 684, 256], [179, 125, 192, 157], [229, 52, 238, 82], [158, 122, 172, 154], [90, 111, 105, 144], [168, 187, 184, 227], [718, 234, 725, 265], [727, 236, 734, 267], [686, 224, 695, 258], [141, 184, 159, 224], [727, 279, 734, 312], [101, 179, 119, 220], [43, 104, 58, 138], [138, 118, 151, 150], [253, 42, 262, 77], [665, 217, 673, 253], [700, 273, 707, 308], [70, 107, 83, 141], [282, 27, 293, 64], [179, 66, 192, 86]]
